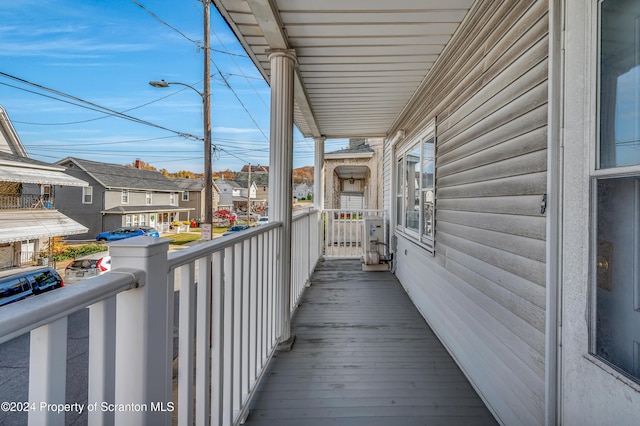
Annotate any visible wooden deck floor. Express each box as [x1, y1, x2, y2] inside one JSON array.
[[244, 259, 498, 426]]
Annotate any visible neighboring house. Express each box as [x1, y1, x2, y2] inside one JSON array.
[[54, 158, 192, 237], [235, 165, 269, 206], [293, 182, 312, 200], [324, 138, 383, 211], [232, 180, 263, 212], [217, 0, 640, 423], [0, 106, 88, 269], [215, 179, 239, 211], [170, 177, 220, 223]]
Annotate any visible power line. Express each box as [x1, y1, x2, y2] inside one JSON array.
[[0, 72, 202, 141], [131, 0, 247, 58], [132, 0, 269, 141], [24, 135, 180, 148], [11, 86, 195, 126]]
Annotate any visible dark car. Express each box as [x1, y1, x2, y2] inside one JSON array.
[[0, 267, 64, 307], [222, 224, 250, 236], [96, 226, 160, 242]]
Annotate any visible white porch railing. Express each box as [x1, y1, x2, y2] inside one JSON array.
[[0, 209, 321, 426], [322, 209, 386, 258]]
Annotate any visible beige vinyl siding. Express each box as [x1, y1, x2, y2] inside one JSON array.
[[390, 1, 548, 424]]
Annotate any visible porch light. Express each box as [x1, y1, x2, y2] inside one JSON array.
[[349, 177, 355, 184]]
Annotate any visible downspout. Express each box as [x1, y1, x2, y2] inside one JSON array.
[[545, 0, 565, 424]]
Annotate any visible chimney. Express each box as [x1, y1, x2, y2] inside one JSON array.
[[134, 159, 142, 169]]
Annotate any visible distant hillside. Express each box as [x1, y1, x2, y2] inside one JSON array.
[[293, 166, 313, 183], [234, 166, 314, 185]]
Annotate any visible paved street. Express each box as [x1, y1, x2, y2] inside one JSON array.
[[0, 309, 89, 426], [0, 291, 181, 426]]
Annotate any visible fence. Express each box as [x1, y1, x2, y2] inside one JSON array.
[[0, 210, 322, 426]]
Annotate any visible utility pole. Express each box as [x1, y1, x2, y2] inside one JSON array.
[[202, 0, 213, 240]]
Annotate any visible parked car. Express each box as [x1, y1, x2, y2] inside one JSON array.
[[96, 227, 159, 242], [237, 212, 261, 222], [222, 224, 250, 236], [0, 267, 64, 307], [65, 253, 111, 284], [255, 216, 269, 226]]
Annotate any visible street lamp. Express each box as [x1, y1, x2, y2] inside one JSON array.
[[148, 1, 213, 240], [149, 79, 213, 240]]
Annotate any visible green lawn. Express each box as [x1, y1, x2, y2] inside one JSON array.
[[162, 227, 229, 245]]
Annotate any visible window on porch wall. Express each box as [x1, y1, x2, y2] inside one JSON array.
[[594, 0, 640, 382], [395, 126, 435, 250]]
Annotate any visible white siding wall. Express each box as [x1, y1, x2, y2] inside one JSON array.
[[389, 1, 548, 424]]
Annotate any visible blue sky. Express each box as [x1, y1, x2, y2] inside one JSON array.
[[0, 0, 345, 173]]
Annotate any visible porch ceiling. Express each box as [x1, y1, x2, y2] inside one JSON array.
[[334, 165, 368, 180], [213, 0, 476, 139]]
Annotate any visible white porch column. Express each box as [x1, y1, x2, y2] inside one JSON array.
[[268, 49, 297, 346], [314, 136, 325, 210], [109, 236, 173, 426]]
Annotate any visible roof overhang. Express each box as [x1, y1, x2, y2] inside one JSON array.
[[212, 0, 476, 139], [0, 164, 88, 187], [0, 210, 88, 243], [101, 206, 194, 215], [325, 152, 374, 160]]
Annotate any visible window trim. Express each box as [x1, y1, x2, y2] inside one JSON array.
[[589, 0, 640, 385], [146, 192, 152, 205], [82, 186, 93, 204], [121, 189, 129, 204], [182, 191, 189, 202], [393, 121, 436, 252]]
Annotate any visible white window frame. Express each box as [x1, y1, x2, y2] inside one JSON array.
[[121, 189, 129, 204], [170, 192, 176, 205], [588, 0, 640, 385], [182, 191, 189, 201], [393, 121, 436, 252], [82, 186, 93, 204], [125, 214, 131, 226], [146, 192, 152, 205]]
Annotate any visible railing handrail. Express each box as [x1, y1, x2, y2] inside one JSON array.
[[0, 193, 54, 209], [166, 221, 282, 271], [166, 212, 319, 271], [0, 268, 142, 345], [322, 208, 385, 213]]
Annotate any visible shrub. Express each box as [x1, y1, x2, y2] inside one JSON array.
[[53, 244, 108, 261]]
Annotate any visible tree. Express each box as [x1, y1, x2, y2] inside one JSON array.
[[216, 169, 236, 180], [292, 166, 314, 183]]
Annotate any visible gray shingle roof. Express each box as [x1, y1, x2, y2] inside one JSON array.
[[326, 142, 374, 155], [170, 177, 205, 191], [58, 157, 182, 191], [0, 151, 64, 169], [101, 205, 193, 214]]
